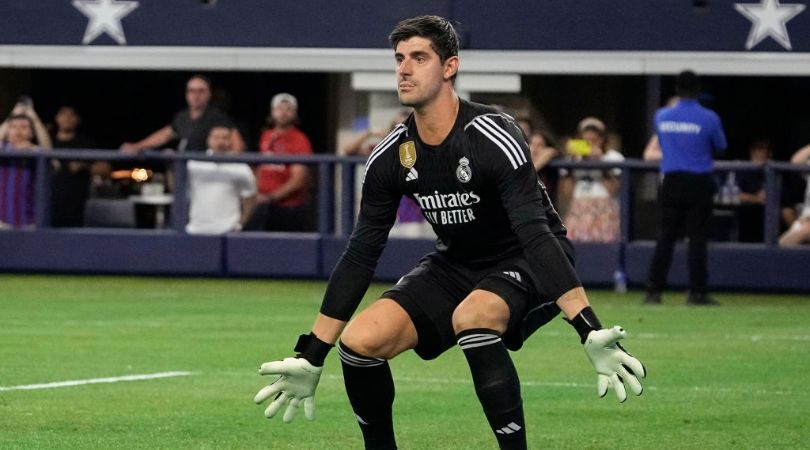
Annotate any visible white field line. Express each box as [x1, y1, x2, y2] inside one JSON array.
[[324, 374, 804, 397], [0, 371, 192, 392]]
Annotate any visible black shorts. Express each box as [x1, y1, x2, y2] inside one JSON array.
[[382, 246, 572, 360]]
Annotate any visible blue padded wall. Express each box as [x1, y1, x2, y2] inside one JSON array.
[[320, 237, 435, 281], [1, 231, 806, 292], [225, 233, 321, 277], [625, 241, 810, 291], [0, 229, 222, 275]]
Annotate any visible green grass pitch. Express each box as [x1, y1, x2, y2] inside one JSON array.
[[1, 274, 808, 449]]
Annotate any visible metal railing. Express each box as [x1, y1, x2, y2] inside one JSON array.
[[1, 148, 808, 246]]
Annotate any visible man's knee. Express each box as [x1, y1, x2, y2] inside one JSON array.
[[340, 326, 392, 359], [452, 291, 510, 335], [340, 299, 417, 359]]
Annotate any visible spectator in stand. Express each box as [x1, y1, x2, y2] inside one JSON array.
[[344, 109, 432, 238], [735, 139, 771, 242], [778, 144, 810, 246], [511, 116, 561, 204], [557, 117, 624, 243], [245, 93, 313, 232], [515, 116, 533, 140], [49, 105, 110, 227], [186, 125, 257, 235], [781, 170, 807, 233], [120, 75, 245, 153], [0, 108, 50, 228], [0, 96, 52, 150], [529, 128, 561, 205]]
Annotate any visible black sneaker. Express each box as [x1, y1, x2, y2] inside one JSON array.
[[643, 291, 662, 305], [686, 293, 720, 306]]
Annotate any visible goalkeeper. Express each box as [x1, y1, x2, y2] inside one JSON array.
[[255, 15, 646, 450]]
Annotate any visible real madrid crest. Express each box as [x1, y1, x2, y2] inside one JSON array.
[[456, 157, 472, 183], [399, 141, 417, 168]]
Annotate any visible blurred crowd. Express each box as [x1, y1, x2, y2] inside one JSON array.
[[1, 73, 809, 247]]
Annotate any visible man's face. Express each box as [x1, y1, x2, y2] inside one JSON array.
[[750, 146, 769, 163], [394, 37, 456, 108], [7, 118, 33, 145], [271, 102, 296, 128], [207, 127, 232, 153], [55, 107, 80, 132], [186, 78, 211, 110], [529, 133, 547, 149]]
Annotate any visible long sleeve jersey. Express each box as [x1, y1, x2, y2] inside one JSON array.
[[321, 99, 579, 321]]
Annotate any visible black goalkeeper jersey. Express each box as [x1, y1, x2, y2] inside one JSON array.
[[321, 99, 575, 321]]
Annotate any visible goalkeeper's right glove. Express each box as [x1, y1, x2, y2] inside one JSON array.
[[254, 333, 332, 423]]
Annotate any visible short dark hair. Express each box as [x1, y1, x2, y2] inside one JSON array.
[[389, 15, 459, 72], [188, 74, 212, 90], [208, 123, 232, 135], [676, 70, 700, 98], [749, 138, 773, 154]]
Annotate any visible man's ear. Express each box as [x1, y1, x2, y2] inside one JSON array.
[[443, 56, 460, 81]]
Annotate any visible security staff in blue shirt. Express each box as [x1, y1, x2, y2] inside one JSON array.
[[645, 70, 727, 305]]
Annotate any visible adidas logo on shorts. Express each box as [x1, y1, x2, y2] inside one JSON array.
[[503, 271, 522, 282]]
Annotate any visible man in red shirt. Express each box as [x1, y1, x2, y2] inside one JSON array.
[[246, 93, 313, 231]]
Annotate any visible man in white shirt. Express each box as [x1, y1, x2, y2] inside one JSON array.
[[186, 125, 257, 234]]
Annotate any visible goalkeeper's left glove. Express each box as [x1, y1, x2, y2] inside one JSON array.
[[583, 326, 646, 402], [567, 307, 646, 402]]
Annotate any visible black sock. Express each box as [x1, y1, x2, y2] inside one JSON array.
[[457, 328, 526, 450], [338, 342, 397, 450]]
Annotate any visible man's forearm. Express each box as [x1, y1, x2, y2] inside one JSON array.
[[133, 126, 174, 150], [240, 196, 257, 227], [555, 287, 590, 320], [310, 313, 348, 345], [271, 165, 309, 202], [792, 145, 810, 164], [31, 116, 52, 149]]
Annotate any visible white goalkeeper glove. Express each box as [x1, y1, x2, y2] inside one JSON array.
[[254, 357, 323, 423], [583, 325, 646, 402]]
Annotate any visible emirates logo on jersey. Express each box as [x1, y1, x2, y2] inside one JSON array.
[[414, 190, 481, 226], [456, 157, 472, 183]]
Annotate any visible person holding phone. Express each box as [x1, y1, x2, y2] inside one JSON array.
[[557, 117, 624, 242], [0, 95, 52, 150], [0, 96, 52, 228]]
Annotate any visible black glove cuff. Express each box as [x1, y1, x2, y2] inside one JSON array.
[[294, 332, 333, 367], [565, 306, 603, 344]]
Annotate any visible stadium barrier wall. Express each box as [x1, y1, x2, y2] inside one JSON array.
[[0, 150, 808, 292]]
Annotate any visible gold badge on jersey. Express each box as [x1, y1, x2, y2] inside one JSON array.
[[399, 141, 417, 168]]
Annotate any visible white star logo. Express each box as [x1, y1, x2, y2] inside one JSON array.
[[73, 0, 139, 45], [735, 0, 805, 50]]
